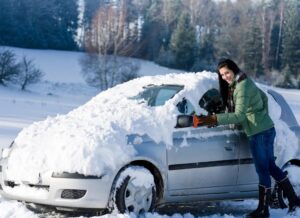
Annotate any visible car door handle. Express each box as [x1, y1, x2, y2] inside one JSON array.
[[224, 146, 233, 151]]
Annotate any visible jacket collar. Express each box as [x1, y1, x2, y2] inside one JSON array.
[[229, 72, 247, 88]]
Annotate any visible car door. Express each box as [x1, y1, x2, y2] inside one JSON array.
[[167, 98, 240, 196], [237, 130, 258, 191]]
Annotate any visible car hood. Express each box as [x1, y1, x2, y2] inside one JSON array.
[[6, 72, 219, 183]]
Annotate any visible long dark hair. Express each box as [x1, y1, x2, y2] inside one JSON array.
[[217, 59, 241, 108]]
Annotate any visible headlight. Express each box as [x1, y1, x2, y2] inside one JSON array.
[[52, 172, 104, 179]]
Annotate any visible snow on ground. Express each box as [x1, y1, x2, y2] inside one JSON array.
[[0, 196, 39, 218], [0, 47, 300, 218], [2, 46, 180, 84], [0, 82, 98, 147], [1, 193, 300, 218]]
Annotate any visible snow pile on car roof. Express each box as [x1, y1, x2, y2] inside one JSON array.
[[5, 72, 299, 184], [6, 72, 219, 183]]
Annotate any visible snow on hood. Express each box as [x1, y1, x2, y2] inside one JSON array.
[[5, 72, 299, 184]]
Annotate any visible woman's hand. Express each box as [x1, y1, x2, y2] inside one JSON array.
[[193, 114, 218, 128]]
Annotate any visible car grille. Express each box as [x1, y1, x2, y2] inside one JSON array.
[[28, 184, 50, 191], [4, 180, 49, 191], [61, 189, 86, 199], [4, 180, 19, 188]]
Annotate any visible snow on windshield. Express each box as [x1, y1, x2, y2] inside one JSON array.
[[5, 72, 299, 184]]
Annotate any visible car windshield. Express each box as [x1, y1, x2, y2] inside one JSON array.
[[134, 85, 184, 107]]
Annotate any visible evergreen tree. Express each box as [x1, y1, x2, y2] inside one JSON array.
[[9, 0, 31, 47], [193, 31, 216, 72], [169, 13, 196, 70], [265, 0, 284, 73], [0, 0, 14, 45], [159, 0, 182, 48], [281, 0, 300, 82], [243, 17, 263, 78], [139, 0, 163, 60], [51, 0, 78, 50], [21, 0, 55, 48], [139, 0, 182, 60], [156, 46, 175, 67], [4, 0, 51, 48], [185, 0, 218, 72], [215, 0, 248, 61], [270, 23, 282, 70], [0, 0, 78, 50]]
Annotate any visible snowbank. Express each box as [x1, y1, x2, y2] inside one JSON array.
[[0, 197, 38, 218]]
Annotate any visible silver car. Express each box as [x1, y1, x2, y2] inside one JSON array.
[[0, 82, 300, 215]]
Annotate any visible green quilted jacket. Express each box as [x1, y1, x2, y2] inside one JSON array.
[[216, 77, 274, 137]]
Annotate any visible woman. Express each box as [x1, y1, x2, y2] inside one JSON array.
[[193, 59, 300, 218]]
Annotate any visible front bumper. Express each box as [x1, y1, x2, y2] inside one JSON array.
[[0, 161, 112, 211]]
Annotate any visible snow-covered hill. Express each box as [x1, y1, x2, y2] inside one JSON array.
[[2, 46, 181, 84]]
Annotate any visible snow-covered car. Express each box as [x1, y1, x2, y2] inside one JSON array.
[[0, 72, 300, 214]]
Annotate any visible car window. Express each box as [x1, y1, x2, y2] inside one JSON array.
[[176, 98, 195, 115], [155, 88, 180, 106], [133, 85, 184, 107]]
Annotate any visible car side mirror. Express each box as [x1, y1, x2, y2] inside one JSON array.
[[199, 88, 225, 115], [176, 98, 187, 114], [175, 115, 193, 128]]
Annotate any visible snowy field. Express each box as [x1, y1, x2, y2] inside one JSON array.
[[0, 47, 300, 218]]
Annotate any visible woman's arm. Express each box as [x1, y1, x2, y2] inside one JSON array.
[[259, 89, 269, 113], [216, 81, 250, 125]]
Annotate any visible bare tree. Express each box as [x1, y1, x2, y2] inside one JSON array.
[[82, 1, 140, 90], [0, 49, 20, 85], [85, 1, 138, 56], [80, 53, 139, 90], [275, 0, 284, 68], [17, 56, 44, 90], [257, 0, 278, 75]]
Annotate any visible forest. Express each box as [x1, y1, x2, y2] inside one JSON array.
[[0, 0, 299, 88]]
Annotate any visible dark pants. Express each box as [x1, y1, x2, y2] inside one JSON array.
[[249, 127, 286, 188]]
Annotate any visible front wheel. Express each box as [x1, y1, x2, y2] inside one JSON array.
[[272, 163, 300, 209], [113, 166, 156, 214]]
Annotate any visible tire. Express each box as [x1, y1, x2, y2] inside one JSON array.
[[113, 166, 156, 214], [272, 164, 300, 209]]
